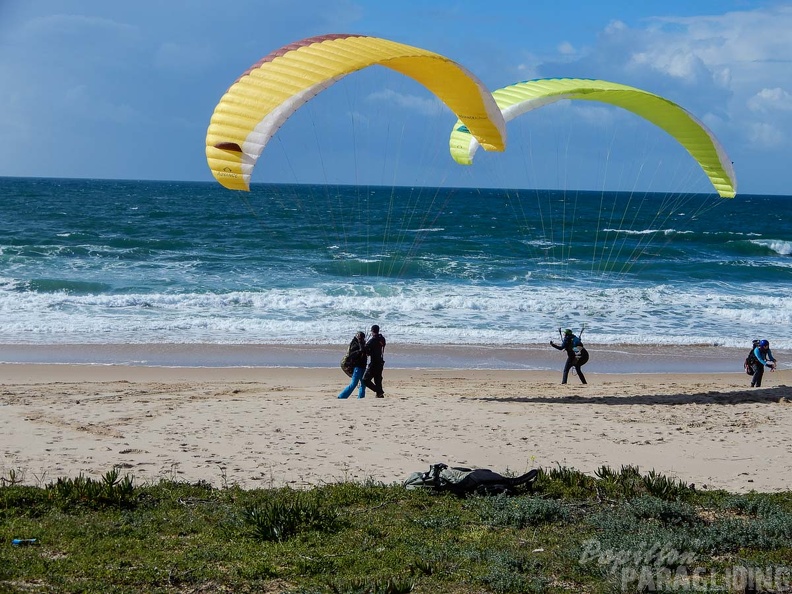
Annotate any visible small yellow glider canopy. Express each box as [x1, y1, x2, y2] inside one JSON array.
[[206, 33, 506, 191], [449, 78, 737, 198]]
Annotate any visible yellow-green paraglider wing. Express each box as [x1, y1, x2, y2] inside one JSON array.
[[449, 78, 736, 198], [207, 33, 506, 191]]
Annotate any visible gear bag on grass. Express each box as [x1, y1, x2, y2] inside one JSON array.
[[404, 463, 538, 496]]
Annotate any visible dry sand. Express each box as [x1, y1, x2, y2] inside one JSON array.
[[2, 362, 791, 493]]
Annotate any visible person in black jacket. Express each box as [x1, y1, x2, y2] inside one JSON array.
[[338, 331, 368, 399], [550, 328, 589, 384], [363, 324, 387, 398]]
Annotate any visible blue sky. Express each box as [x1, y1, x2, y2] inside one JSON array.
[[0, 0, 789, 195]]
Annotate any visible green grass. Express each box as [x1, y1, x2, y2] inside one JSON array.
[[1, 467, 792, 593]]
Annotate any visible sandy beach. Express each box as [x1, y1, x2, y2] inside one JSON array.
[[2, 349, 791, 494]]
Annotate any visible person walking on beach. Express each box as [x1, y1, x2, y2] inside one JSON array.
[[749, 339, 776, 388], [338, 331, 368, 399], [550, 328, 589, 384], [363, 324, 387, 398]]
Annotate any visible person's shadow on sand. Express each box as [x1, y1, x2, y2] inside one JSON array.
[[474, 385, 792, 406]]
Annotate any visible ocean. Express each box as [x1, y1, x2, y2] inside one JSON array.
[[1, 176, 790, 367]]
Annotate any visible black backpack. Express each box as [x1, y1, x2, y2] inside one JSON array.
[[744, 349, 758, 375]]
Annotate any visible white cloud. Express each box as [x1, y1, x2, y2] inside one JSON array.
[[366, 88, 444, 116], [554, 5, 789, 101], [570, 104, 619, 128], [748, 121, 784, 148], [663, 7, 792, 63], [535, 5, 792, 174], [604, 20, 627, 35], [747, 87, 792, 112], [629, 49, 710, 83], [701, 111, 725, 132], [516, 57, 541, 80], [557, 41, 576, 56]]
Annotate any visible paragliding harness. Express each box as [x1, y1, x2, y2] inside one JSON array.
[[340, 337, 361, 378], [403, 463, 538, 497], [744, 345, 759, 376], [340, 351, 354, 378], [559, 326, 588, 365]]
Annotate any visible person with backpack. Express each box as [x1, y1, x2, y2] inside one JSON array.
[[338, 331, 368, 399], [550, 328, 589, 384], [362, 324, 387, 398], [749, 339, 777, 388], [744, 339, 760, 376]]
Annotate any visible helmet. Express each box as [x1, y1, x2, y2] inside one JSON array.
[[759, 339, 769, 348], [564, 329, 573, 335]]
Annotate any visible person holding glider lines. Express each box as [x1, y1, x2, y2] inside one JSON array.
[[338, 331, 368, 399], [749, 339, 777, 388], [550, 328, 589, 385], [363, 325, 387, 398]]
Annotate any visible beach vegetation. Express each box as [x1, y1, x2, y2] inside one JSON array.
[[0, 468, 23, 487], [2, 466, 792, 592], [243, 490, 342, 542], [471, 494, 571, 528]]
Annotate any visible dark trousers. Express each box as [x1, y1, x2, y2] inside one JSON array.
[[752, 364, 765, 387], [363, 361, 384, 395], [562, 350, 588, 384]]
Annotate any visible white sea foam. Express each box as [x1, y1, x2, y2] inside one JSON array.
[[601, 228, 690, 236], [1, 281, 790, 349], [751, 239, 792, 256]]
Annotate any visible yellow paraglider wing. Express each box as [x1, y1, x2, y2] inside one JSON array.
[[449, 78, 736, 198], [206, 33, 506, 191]]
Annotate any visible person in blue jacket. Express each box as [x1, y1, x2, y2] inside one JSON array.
[[750, 339, 777, 388], [550, 328, 589, 384]]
